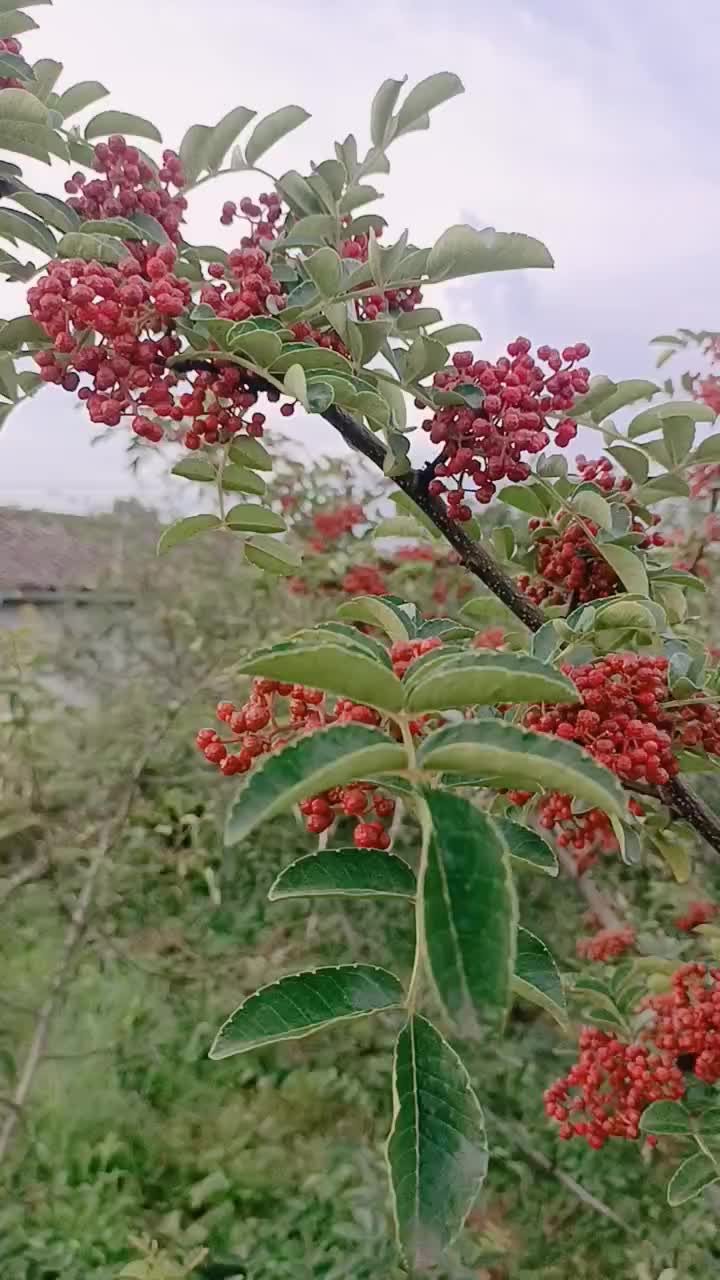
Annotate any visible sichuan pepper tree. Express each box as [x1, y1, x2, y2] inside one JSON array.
[[3, 4, 720, 1267]]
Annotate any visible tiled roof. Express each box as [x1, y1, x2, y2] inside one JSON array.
[[0, 510, 110, 591]]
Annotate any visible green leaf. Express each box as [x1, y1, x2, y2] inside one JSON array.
[[606, 445, 650, 485], [498, 484, 547, 516], [0, 50, 32, 81], [244, 534, 301, 576], [170, 457, 215, 482], [336, 594, 419, 641], [0, 313, 46, 350], [224, 723, 408, 846], [277, 169, 326, 217], [589, 379, 659, 423], [203, 105, 256, 172], [0, 352, 18, 400], [599, 545, 648, 596], [353, 318, 394, 365], [376, 377, 408, 432], [424, 791, 517, 1028], [245, 104, 310, 166], [311, 621, 393, 667], [387, 1015, 488, 1271], [394, 307, 443, 331], [572, 487, 612, 530], [269, 849, 416, 901], [271, 343, 352, 374], [667, 1152, 720, 1207], [304, 245, 342, 297], [231, 329, 282, 367], [339, 183, 381, 214], [157, 514, 221, 554], [513, 927, 566, 1025], [128, 211, 170, 244], [78, 216, 142, 240], [428, 322, 482, 346], [662, 416, 696, 464], [281, 213, 338, 249], [693, 433, 720, 464], [30, 57, 62, 102], [0, 207, 55, 256], [210, 964, 403, 1059], [636, 473, 691, 502], [221, 464, 266, 495], [0, 248, 34, 280], [394, 72, 464, 138], [0, 10, 38, 36], [306, 379, 334, 413], [639, 1101, 693, 1137], [178, 123, 213, 185], [228, 437, 272, 470], [225, 503, 286, 533], [419, 718, 628, 819], [695, 1108, 720, 1136], [628, 400, 716, 439], [237, 637, 403, 712], [11, 189, 78, 233], [283, 362, 307, 406], [55, 79, 109, 119], [84, 109, 161, 143], [55, 231, 125, 263], [569, 376, 618, 418], [404, 651, 579, 714], [427, 224, 553, 282], [0, 87, 46, 121], [370, 77, 405, 148], [495, 818, 558, 876]]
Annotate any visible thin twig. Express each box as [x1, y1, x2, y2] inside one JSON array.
[[486, 1107, 637, 1234], [0, 852, 50, 906]]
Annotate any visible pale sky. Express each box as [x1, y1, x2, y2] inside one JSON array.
[[1, 0, 718, 512]]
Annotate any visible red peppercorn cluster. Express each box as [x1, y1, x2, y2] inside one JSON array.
[[472, 626, 506, 650], [308, 504, 366, 552], [0, 36, 23, 87], [64, 137, 188, 242], [220, 191, 283, 239], [341, 565, 388, 596], [576, 927, 636, 964], [28, 247, 191, 436], [674, 901, 718, 932], [196, 681, 399, 848], [340, 225, 423, 321], [196, 638, 445, 846], [198, 243, 286, 325], [643, 962, 720, 1084], [389, 636, 443, 677], [544, 1027, 684, 1148], [519, 458, 665, 608], [525, 655, 682, 787], [422, 339, 590, 520], [28, 137, 295, 449]]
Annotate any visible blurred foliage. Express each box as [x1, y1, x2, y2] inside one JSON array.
[[1, 468, 720, 1279]]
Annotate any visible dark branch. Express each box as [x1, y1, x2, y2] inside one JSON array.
[[661, 778, 720, 856], [319, 402, 720, 856], [324, 404, 546, 632]]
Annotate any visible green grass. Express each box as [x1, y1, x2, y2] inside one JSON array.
[[2, 524, 720, 1280]]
